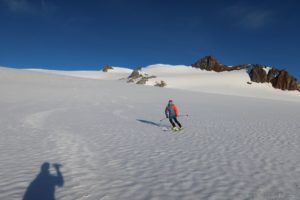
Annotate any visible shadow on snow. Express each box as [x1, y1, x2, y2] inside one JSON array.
[[136, 119, 162, 127], [23, 162, 64, 200]]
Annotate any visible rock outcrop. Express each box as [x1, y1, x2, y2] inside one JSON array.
[[192, 56, 249, 72], [154, 80, 167, 87], [248, 65, 268, 83], [191, 56, 226, 72], [192, 56, 299, 91], [248, 66, 299, 90], [270, 70, 299, 90], [102, 65, 113, 72], [267, 68, 280, 82], [127, 68, 157, 85], [128, 68, 142, 80], [136, 77, 148, 85]]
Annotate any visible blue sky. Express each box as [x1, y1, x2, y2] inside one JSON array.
[[0, 0, 299, 79]]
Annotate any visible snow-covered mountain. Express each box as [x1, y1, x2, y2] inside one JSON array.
[[25, 63, 300, 102], [0, 66, 300, 200]]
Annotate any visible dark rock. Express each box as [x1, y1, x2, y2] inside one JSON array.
[[249, 65, 267, 83], [270, 70, 299, 90], [192, 55, 299, 91], [192, 56, 249, 72], [192, 56, 225, 72], [136, 77, 148, 85], [127, 67, 157, 85], [155, 80, 167, 87], [248, 66, 300, 90], [267, 68, 280, 82], [102, 65, 113, 72], [128, 69, 142, 79], [136, 75, 157, 85]]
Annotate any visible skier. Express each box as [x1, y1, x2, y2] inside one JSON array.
[[165, 100, 182, 131]]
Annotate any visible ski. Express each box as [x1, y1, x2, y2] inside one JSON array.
[[161, 127, 184, 133]]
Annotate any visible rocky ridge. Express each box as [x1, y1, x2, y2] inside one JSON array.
[[126, 68, 166, 87], [101, 56, 299, 91], [192, 56, 299, 91]]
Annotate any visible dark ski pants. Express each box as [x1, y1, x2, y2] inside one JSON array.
[[169, 117, 182, 128]]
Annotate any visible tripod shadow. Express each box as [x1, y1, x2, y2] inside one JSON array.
[[23, 162, 64, 200]]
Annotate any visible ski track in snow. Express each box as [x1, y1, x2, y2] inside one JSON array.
[[1, 68, 300, 200]]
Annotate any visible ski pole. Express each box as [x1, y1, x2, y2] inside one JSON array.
[[161, 114, 188, 121], [160, 117, 167, 122], [178, 114, 189, 118]]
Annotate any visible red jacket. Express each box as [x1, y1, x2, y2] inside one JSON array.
[[165, 103, 179, 118]]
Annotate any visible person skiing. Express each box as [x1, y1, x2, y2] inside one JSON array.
[[165, 100, 182, 131]]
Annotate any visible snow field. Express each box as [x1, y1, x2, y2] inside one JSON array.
[[0, 67, 300, 199]]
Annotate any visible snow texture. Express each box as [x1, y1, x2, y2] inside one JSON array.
[[1, 66, 300, 200]]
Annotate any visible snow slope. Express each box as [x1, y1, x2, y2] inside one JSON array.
[[26, 67, 132, 80], [141, 64, 300, 102], [1, 67, 300, 200], [26, 64, 300, 102]]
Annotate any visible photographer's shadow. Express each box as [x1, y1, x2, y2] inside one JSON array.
[[23, 162, 64, 200]]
